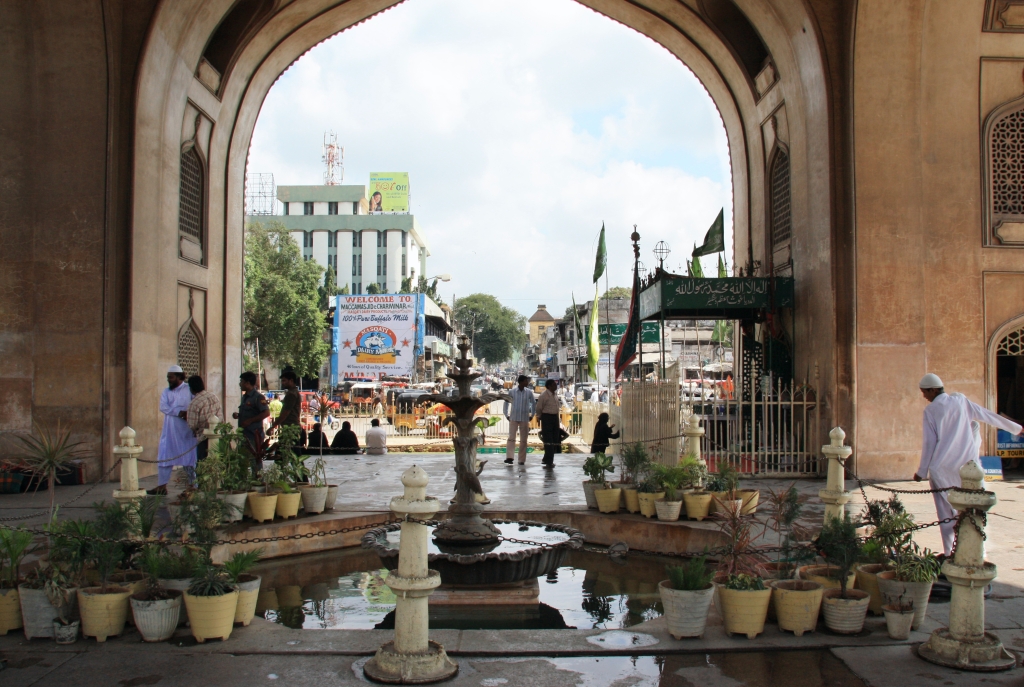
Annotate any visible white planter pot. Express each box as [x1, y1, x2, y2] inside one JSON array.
[[131, 592, 182, 642], [883, 606, 915, 640], [53, 620, 79, 644], [821, 588, 870, 634], [658, 581, 714, 638], [20, 585, 77, 640], [219, 492, 249, 523], [655, 500, 683, 522], [157, 579, 193, 626], [582, 481, 601, 509], [325, 485, 339, 510], [876, 573, 933, 631], [299, 485, 329, 514]]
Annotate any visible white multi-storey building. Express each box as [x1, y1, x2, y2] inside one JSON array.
[[247, 184, 430, 294]]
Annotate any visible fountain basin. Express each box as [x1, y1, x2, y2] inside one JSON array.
[[362, 520, 584, 586]]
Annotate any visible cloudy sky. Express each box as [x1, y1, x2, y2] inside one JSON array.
[[247, 0, 732, 319]]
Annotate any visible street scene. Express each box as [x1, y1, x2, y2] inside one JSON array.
[[4, 1, 1024, 686]]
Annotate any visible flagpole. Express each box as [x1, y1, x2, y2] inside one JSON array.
[[631, 228, 643, 386], [604, 269, 610, 394]]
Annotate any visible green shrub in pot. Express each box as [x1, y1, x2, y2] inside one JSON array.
[[659, 556, 715, 639]]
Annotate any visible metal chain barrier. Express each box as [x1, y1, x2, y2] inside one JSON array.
[[0, 458, 125, 523]]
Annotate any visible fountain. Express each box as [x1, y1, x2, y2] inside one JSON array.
[[363, 335, 582, 586]]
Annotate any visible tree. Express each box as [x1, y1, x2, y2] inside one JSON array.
[[366, 282, 382, 294], [399, 275, 440, 302], [454, 294, 526, 364], [602, 286, 631, 300], [318, 265, 342, 310], [244, 221, 330, 377]]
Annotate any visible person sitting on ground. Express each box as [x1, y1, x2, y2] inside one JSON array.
[[365, 418, 388, 455], [590, 412, 620, 455], [331, 420, 361, 454], [306, 422, 329, 450]]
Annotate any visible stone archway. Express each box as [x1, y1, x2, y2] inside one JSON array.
[[122, 0, 836, 474]]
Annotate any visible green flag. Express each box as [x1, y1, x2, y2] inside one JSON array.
[[587, 285, 600, 380], [691, 247, 705, 278], [718, 254, 727, 278], [593, 223, 607, 283], [571, 293, 585, 350], [693, 209, 725, 257]]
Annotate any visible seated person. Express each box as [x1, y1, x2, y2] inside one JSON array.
[[365, 418, 388, 455], [306, 422, 329, 450], [331, 420, 361, 454]]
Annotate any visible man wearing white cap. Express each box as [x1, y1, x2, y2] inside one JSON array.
[[915, 373, 1022, 556], [148, 365, 197, 495]]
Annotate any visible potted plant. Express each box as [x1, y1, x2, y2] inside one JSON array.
[[298, 455, 329, 515], [877, 549, 940, 631], [273, 480, 302, 519], [618, 443, 650, 513], [634, 463, 665, 519], [651, 460, 693, 522], [718, 573, 772, 638], [153, 545, 206, 626], [0, 527, 34, 635], [709, 463, 741, 515], [45, 566, 80, 644], [248, 463, 281, 523], [771, 579, 823, 637], [658, 555, 715, 638], [680, 460, 712, 521], [762, 484, 812, 581], [183, 565, 239, 643], [3, 422, 85, 523], [78, 510, 132, 642], [173, 490, 226, 547], [817, 513, 871, 634], [204, 424, 249, 523], [129, 545, 182, 642], [223, 549, 263, 626], [584, 454, 620, 513], [276, 426, 310, 486], [581, 453, 610, 509], [856, 496, 910, 615], [882, 593, 915, 640]]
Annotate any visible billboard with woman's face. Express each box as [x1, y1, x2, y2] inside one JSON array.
[[368, 172, 409, 212]]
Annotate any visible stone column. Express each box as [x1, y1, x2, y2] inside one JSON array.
[[819, 426, 852, 524], [112, 427, 146, 505], [364, 465, 457, 684], [682, 414, 705, 469], [918, 460, 1015, 670]]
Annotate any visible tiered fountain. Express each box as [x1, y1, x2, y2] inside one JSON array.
[[363, 336, 582, 587]]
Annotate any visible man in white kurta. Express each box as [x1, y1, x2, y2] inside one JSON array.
[[914, 373, 1022, 556], [150, 365, 197, 494]]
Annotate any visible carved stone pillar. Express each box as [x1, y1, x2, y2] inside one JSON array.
[[819, 426, 852, 524]]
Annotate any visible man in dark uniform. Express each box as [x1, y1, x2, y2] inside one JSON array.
[[233, 371, 269, 476], [272, 369, 306, 448]]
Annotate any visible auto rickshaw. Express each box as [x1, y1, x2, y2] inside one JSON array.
[[389, 391, 432, 435]]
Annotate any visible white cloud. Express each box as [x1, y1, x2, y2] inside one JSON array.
[[247, 0, 732, 318]]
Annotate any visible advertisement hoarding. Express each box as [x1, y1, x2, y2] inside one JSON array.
[[368, 172, 410, 212], [333, 294, 417, 380]]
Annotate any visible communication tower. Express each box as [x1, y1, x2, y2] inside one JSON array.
[[245, 172, 276, 215], [322, 131, 344, 185]]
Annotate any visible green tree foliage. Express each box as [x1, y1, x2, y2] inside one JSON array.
[[319, 265, 342, 311], [244, 221, 329, 377], [455, 294, 526, 364], [366, 282, 383, 294], [400, 275, 440, 301], [602, 286, 631, 300]]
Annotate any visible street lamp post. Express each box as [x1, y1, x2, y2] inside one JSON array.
[[653, 241, 671, 380], [414, 273, 451, 384]]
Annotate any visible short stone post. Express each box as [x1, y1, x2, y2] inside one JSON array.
[[112, 426, 146, 505], [918, 460, 1015, 670], [364, 465, 457, 684], [819, 427, 852, 524], [682, 414, 705, 469]]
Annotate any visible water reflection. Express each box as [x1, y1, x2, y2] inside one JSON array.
[[253, 547, 673, 631]]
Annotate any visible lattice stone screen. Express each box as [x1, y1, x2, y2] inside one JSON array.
[[178, 147, 203, 244], [177, 324, 202, 378], [997, 325, 1024, 356], [770, 148, 792, 248]]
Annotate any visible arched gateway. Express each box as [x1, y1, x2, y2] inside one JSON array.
[[5, 1, 1020, 481]]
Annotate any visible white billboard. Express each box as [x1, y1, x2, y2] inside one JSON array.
[[335, 294, 417, 378]]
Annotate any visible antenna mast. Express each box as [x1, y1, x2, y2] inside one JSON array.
[[322, 131, 344, 185]]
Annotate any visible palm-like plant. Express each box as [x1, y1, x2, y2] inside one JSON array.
[[222, 549, 263, 584], [0, 527, 35, 588], [5, 423, 85, 521]]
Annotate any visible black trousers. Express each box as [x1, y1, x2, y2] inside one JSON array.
[[195, 438, 208, 462], [541, 413, 560, 463]]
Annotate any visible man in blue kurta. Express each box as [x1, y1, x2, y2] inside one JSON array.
[[148, 365, 197, 495]]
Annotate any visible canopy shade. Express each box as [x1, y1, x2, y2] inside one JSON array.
[[638, 270, 794, 322]]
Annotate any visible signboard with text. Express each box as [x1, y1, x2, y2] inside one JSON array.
[[585, 322, 660, 345], [334, 294, 416, 379], [368, 172, 410, 212]]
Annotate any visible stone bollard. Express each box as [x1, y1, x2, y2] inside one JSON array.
[[819, 427, 852, 524], [112, 426, 146, 506], [363, 465, 458, 684], [918, 460, 1015, 670], [682, 414, 705, 469]]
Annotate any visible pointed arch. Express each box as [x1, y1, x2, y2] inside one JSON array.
[[983, 93, 1024, 246]]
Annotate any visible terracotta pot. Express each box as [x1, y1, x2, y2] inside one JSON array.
[[184, 589, 239, 643], [219, 491, 249, 523], [595, 487, 622, 514], [622, 487, 640, 513], [737, 489, 760, 515], [683, 492, 712, 521], [658, 581, 714, 639], [53, 620, 79, 644], [582, 481, 601, 509], [655, 499, 683, 521], [821, 588, 870, 634], [855, 563, 890, 616], [772, 580, 823, 636], [324, 485, 339, 510], [247, 492, 278, 523], [798, 565, 857, 592], [233, 575, 261, 626], [131, 591, 182, 642], [20, 584, 77, 639], [78, 587, 131, 642], [637, 492, 665, 518], [716, 584, 772, 639], [157, 578, 193, 626], [0, 587, 22, 635], [298, 485, 329, 515], [876, 571, 932, 630], [883, 605, 915, 640]]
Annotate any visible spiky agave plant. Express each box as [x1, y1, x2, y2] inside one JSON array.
[[5, 423, 85, 522], [187, 565, 232, 597]]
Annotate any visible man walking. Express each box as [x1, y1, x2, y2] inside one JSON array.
[[149, 365, 196, 495], [233, 371, 270, 476], [272, 370, 306, 447], [914, 373, 1022, 556], [537, 379, 562, 467], [503, 375, 535, 465], [186, 375, 222, 462]]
